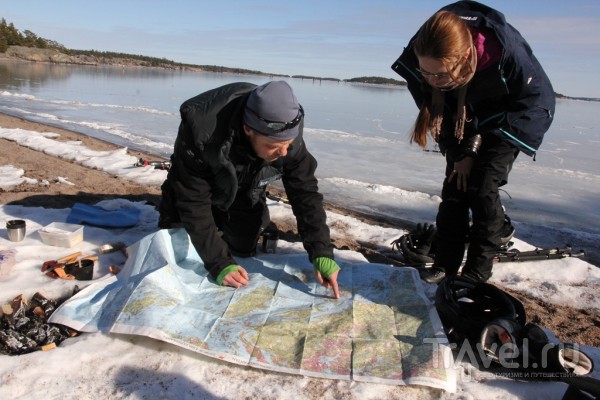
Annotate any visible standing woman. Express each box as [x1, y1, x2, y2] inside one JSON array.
[[391, 1, 555, 284]]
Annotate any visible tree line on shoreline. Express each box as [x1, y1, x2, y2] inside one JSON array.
[[0, 18, 64, 52], [1, 17, 597, 99]]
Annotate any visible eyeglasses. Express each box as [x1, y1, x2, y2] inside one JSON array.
[[415, 68, 452, 80], [247, 104, 304, 133], [416, 57, 463, 80]]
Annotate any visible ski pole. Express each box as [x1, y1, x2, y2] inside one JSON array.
[[266, 191, 290, 204], [390, 246, 586, 267], [493, 247, 586, 263], [133, 158, 171, 170]]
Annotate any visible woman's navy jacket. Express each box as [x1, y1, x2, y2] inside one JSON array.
[[391, 0, 555, 157]]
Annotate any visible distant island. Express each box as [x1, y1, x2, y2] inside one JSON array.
[[2, 46, 407, 88], [1, 17, 598, 100]]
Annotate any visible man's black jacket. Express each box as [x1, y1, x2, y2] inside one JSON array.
[[162, 82, 334, 278]]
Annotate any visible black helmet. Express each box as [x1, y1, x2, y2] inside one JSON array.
[[435, 276, 597, 393], [434, 275, 526, 345]]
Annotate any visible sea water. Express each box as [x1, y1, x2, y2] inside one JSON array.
[[1, 59, 599, 254]]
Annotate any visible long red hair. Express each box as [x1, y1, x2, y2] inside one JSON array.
[[411, 11, 474, 147]]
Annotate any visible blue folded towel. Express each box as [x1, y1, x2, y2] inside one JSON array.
[[66, 203, 141, 228]]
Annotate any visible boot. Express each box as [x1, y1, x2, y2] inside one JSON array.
[[500, 215, 516, 245], [419, 267, 446, 284]]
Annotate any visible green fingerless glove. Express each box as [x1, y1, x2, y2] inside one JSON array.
[[216, 264, 240, 285], [312, 257, 340, 279]]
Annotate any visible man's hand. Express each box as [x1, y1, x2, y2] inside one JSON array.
[[218, 265, 249, 288], [314, 268, 340, 299], [313, 257, 341, 299], [449, 156, 474, 192]]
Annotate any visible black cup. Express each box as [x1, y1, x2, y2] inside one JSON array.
[[261, 231, 279, 253]]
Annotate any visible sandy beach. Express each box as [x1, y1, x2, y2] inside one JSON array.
[[1, 111, 599, 349], [0, 113, 163, 208]]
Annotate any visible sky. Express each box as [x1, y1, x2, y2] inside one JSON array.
[[1, 125, 600, 399], [3, 0, 600, 98]]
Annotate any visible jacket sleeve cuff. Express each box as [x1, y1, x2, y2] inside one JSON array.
[[312, 257, 340, 279], [461, 134, 482, 157], [216, 264, 240, 285]]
